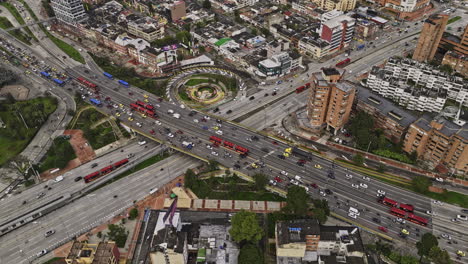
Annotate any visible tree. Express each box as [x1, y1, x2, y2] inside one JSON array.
[[253, 173, 267, 191], [184, 169, 197, 189], [208, 160, 219, 171], [412, 175, 431, 193], [377, 164, 386, 173], [202, 0, 211, 9], [107, 224, 128, 248], [349, 112, 375, 150], [229, 210, 263, 243], [352, 153, 364, 166], [238, 243, 263, 264], [439, 64, 453, 74], [400, 255, 419, 264], [176, 31, 191, 45], [199, 46, 206, 53], [285, 186, 309, 215], [128, 208, 138, 220], [416, 233, 438, 262], [428, 246, 452, 264]]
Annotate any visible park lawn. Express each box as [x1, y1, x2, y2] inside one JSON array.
[[72, 108, 119, 150], [448, 16, 461, 24], [38, 137, 76, 172], [0, 97, 58, 166], [0, 17, 13, 29], [418, 189, 468, 208], [185, 78, 210, 86], [40, 25, 84, 64], [0, 16, 32, 45]]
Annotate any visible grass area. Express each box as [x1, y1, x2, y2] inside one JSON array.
[[0, 16, 13, 29], [39, 25, 85, 64], [70, 107, 120, 150], [17, 0, 38, 21], [89, 54, 167, 97], [38, 136, 76, 172], [185, 78, 209, 86], [178, 91, 192, 101], [0, 97, 58, 166], [195, 73, 238, 92], [448, 16, 461, 24], [0, 2, 38, 42]]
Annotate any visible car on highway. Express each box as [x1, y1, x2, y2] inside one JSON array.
[[206, 144, 213, 150], [36, 249, 48, 257], [377, 189, 385, 196], [138, 141, 147, 145], [461, 209, 468, 213], [36, 192, 46, 199], [457, 215, 467, 221], [280, 171, 288, 176], [136, 122, 143, 128], [351, 184, 359, 189], [155, 120, 162, 125], [378, 226, 388, 233], [269, 179, 277, 186], [314, 164, 322, 169], [319, 190, 326, 197], [211, 151, 218, 156], [167, 133, 174, 138], [345, 174, 353, 179], [150, 129, 155, 135], [432, 200, 443, 205], [435, 177, 444, 182], [441, 233, 451, 240], [74, 176, 82, 182], [348, 212, 357, 219], [215, 130, 223, 135], [274, 176, 283, 183], [324, 189, 332, 195], [44, 230, 55, 237], [372, 217, 381, 223], [128, 117, 134, 121], [290, 179, 299, 185], [359, 183, 368, 189], [362, 176, 370, 181], [395, 218, 406, 224], [91, 163, 98, 168], [204, 115, 210, 120], [193, 119, 199, 123], [310, 183, 318, 189]]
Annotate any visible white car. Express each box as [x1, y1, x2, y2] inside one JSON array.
[[432, 200, 443, 205], [211, 151, 218, 156], [426, 210, 434, 215], [377, 189, 385, 196], [204, 115, 210, 120], [441, 233, 451, 239], [280, 171, 288, 176], [54, 175, 63, 183], [136, 122, 142, 128], [269, 179, 277, 186], [359, 183, 368, 189], [457, 215, 467, 221], [193, 119, 199, 123], [435, 177, 444, 182], [215, 130, 223, 135], [36, 249, 48, 257], [345, 174, 353, 179], [351, 184, 359, 189], [320, 190, 326, 197], [167, 133, 174, 138], [206, 144, 213, 150], [138, 141, 147, 145], [348, 212, 358, 219], [362, 176, 371, 181], [290, 179, 299, 185], [396, 218, 406, 224], [155, 120, 162, 125]]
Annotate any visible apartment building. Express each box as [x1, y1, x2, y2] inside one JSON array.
[[51, 0, 87, 25], [320, 15, 355, 53], [307, 68, 356, 134], [403, 115, 468, 174], [127, 17, 165, 42], [169, 1, 186, 22], [298, 37, 330, 59], [442, 51, 468, 77], [276, 219, 367, 264], [311, 0, 357, 11], [440, 24, 468, 76], [413, 14, 449, 62], [367, 57, 468, 110], [65, 241, 120, 264], [376, 0, 431, 20], [356, 86, 418, 143]]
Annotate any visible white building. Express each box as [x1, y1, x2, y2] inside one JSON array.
[[51, 0, 87, 25], [367, 57, 468, 112]]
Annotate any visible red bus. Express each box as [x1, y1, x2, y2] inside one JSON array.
[[146, 110, 156, 118], [77, 76, 98, 91], [335, 58, 351, 68], [223, 141, 234, 149], [389, 207, 407, 218], [84, 171, 100, 183], [235, 145, 249, 155], [296, 86, 306, 93], [136, 101, 146, 107], [399, 203, 414, 213], [209, 136, 222, 145], [378, 197, 398, 207], [130, 103, 139, 111], [114, 158, 129, 168], [145, 104, 155, 111], [100, 165, 113, 174], [407, 213, 428, 226], [305, 82, 311, 88]]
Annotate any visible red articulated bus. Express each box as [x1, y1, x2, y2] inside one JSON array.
[[407, 213, 428, 226], [378, 197, 398, 207], [84, 158, 129, 183], [223, 140, 235, 149], [305, 82, 311, 88], [130, 103, 139, 111], [235, 145, 249, 155], [399, 203, 414, 213], [296, 86, 306, 93], [136, 101, 146, 107], [77, 76, 98, 91], [335, 58, 351, 68], [389, 207, 407, 218], [209, 136, 223, 145], [146, 110, 156, 118]]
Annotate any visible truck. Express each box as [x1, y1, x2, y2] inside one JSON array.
[[182, 141, 194, 150]]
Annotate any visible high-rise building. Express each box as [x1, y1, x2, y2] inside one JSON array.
[[51, 0, 87, 25], [170, 1, 186, 22], [320, 15, 355, 53], [413, 14, 449, 62], [307, 68, 356, 134]]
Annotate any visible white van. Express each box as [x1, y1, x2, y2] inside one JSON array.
[[54, 175, 64, 183], [349, 207, 360, 216]]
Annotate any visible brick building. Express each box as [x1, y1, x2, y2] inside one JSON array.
[[170, 1, 186, 22], [307, 68, 356, 135], [413, 14, 449, 62], [442, 51, 468, 77], [376, 0, 431, 20], [320, 15, 355, 53], [403, 115, 468, 175], [65, 241, 120, 264], [355, 86, 417, 143], [440, 24, 468, 76]]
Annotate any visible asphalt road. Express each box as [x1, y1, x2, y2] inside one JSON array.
[[0, 153, 199, 264]]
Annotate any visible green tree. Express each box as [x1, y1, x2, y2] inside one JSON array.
[[349, 112, 375, 150], [428, 246, 452, 264], [250, 27, 258, 35], [284, 186, 309, 215], [202, 0, 211, 9], [107, 224, 128, 248], [416, 233, 438, 262], [176, 31, 191, 45], [208, 160, 219, 171], [253, 173, 267, 191], [199, 46, 206, 53], [412, 175, 431, 193], [352, 153, 364, 166], [229, 210, 263, 243], [400, 255, 419, 264], [439, 64, 453, 74], [377, 164, 386, 173], [238, 243, 263, 264], [128, 208, 138, 220]]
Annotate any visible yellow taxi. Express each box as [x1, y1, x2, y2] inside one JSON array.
[[115, 112, 121, 117], [119, 104, 124, 108], [283, 152, 290, 158], [144, 99, 149, 103], [251, 163, 258, 169], [284, 148, 292, 154], [128, 117, 134, 121], [401, 229, 410, 235], [143, 94, 149, 98], [314, 164, 322, 169], [457, 251, 466, 257], [213, 126, 219, 131], [141, 114, 147, 118]]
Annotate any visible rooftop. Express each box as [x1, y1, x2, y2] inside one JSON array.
[[415, 114, 468, 140]]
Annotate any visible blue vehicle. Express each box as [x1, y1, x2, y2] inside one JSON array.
[[53, 78, 64, 86], [357, 44, 365, 51], [40, 71, 50, 78], [118, 80, 129, 87], [103, 72, 113, 79], [89, 98, 102, 107]]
